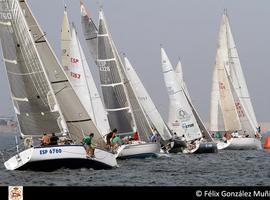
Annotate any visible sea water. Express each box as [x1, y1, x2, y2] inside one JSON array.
[[0, 133, 270, 186]]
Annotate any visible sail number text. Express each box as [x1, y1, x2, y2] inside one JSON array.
[[40, 148, 62, 155]]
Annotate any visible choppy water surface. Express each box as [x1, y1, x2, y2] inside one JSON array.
[[1, 134, 270, 186]]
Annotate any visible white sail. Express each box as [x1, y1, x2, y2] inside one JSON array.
[[215, 13, 241, 132], [209, 61, 225, 131], [124, 56, 172, 141], [161, 48, 201, 141], [61, 10, 110, 137], [18, 1, 105, 145], [175, 60, 213, 141], [224, 13, 258, 132], [229, 76, 255, 136]]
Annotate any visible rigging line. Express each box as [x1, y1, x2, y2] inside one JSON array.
[[54, 85, 68, 95], [34, 33, 47, 43]]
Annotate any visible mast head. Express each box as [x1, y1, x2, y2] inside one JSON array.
[[224, 8, 228, 16]]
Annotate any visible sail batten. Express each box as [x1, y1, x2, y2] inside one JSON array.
[[97, 9, 153, 141], [0, 0, 106, 146], [0, 0, 61, 136]]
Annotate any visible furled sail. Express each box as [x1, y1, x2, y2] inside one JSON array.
[[161, 48, 201, 141], [124, 56, 172, 141], [61, 9, 110, 137]]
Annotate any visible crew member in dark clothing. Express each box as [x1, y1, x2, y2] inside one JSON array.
[[106, 128, 117, 150], [49, 133, 59, 145]]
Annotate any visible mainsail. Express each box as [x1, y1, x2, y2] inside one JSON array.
[[0, 0, 61, 137], [175, 60, 213, 141], [0, 0, 105, 146], [224, 11, 258, 133], [210, 10, 257, 136], [61, 9, 110, 137], [97, 9, 152, 141], [124, 56, 172, 141], [209, 59, 225, 131], [161, 47, 202, 141]]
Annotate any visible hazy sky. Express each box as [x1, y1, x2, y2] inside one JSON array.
[[0, 0, 270, 123]]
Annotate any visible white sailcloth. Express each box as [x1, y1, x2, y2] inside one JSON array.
[[224, 13, 258, 132], [210, 11, 258, 137], [209, 60, 225, 132], [215, 14, 241, 132], [61, 10, 110, 138], [161, 48, 201, 141], [18, 1, 105, 145], [124, 56, 172, 141], [175, 60, 213, 141]]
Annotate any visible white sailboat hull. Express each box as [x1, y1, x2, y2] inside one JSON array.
[[226, 138, 262, 150], [216, 139, 232, 150], [4, 145, 118, 171], [216, 138, 262, 150], [116, 142, 160, 159]]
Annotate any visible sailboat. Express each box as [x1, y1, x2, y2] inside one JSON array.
[[123, 56, 173, 151], [161, 48, 216, 153], [161, 48, 200, 153], [209, 10, 262, 150], [61, 8, 110, 138], [174, 60, 217, 153], [0, 0, 117, 170], [81, 3, 160, 159]]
